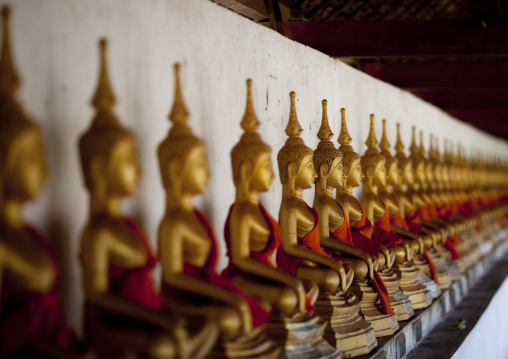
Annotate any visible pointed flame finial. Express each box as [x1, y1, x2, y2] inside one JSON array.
[[240, 79, 260, 133], [419, 130, 426, 157], [379, 119, 390, 152], [317, 99, 333, 141], [409, 126, 419, 155], [91, 39, 117, 115], [429, 133, 435, 159], [0, 6, 19, 98], [169, 63, 190, 126], [338, 108, 352, 146], [285, 91, 303, 137], [434, 136, 440, 161], [365, 114, 379, 150], [394, 123, 405, 155]]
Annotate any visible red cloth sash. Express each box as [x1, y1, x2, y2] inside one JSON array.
[[390, 210, 409, 230], [373, 200, 403, 249], [350, 198, 380, 257], [330, 201, 354, 247], [223, 204, 281, 277], [162, 209, 269, 328], [422, 250, 439, 284], [276, 205, 345, 277], [109, 218, 166, 311], [444, 238, 459, 261], [437, 204, 454, 222], [427, 203, 439, 218], [0, 226, 72, 356], [405, 209, 424, 234], [458, 201, 476, 218], [343, 199, 393, 316]]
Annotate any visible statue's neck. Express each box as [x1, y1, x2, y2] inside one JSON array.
[[90, 193, 122, 217], [236, 183, 260, 205], [363, 179, 378, 195], [282, 183, 303, 199], [166, 188, 194, 211], [1, 200, 23, 227], [314, 183, 335, 199]]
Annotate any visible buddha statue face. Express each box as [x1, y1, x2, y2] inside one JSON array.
[[325, 157, 343, 189], [372, 159, 386, 187], [247, 151, 274, 193], [292, 153, 317, 190], [414, 162, 425, 185], [386, 161, 398, 186], [2, 127, 47, 204], [107, 136, 141, 196], [347, 157, 363, 188]]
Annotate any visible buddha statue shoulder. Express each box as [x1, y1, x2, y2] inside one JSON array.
[[222, 81, 316, 316], [78, 40, 215, 359], [158, 70, 276, 354], [311, 100, 375, 281], [276, 92, 355, 295]]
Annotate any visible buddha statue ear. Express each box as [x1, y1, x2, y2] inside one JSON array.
[[168, 157, 184, 194], [287, 162, 297, 194], [239, 160, 253, 199], [319, 164, 328, 193], [89, 156, 108, 200]]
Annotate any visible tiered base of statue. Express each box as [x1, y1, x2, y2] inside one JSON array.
[[378, 269, 414, 321], [393, 262, 432, 309], [211, 326, 281, 359], [350, 281, 399, 337], [412, 255, 441, 299], [312, 290, 377, 357], [425, 249, 452, 289], [265, 313, 342, 359]]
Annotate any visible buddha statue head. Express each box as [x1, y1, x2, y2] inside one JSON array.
[[426, 134, 439, 191], [0, 6, 47, 212], [418, 130, 432, 191], [313, 100, 343, 193], [277, 91, 315, 194], [409, 127, 425, 189], [231, 79, 274, 199], [157, 64, 208, 206], [78, 39, 140, 214], [379, 119, 398, 188], [394, 123, 413, 187], [360, 115, 386, 190], [337, 108, 363, 189]]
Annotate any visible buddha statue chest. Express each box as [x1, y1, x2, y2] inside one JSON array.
[[247, 207, 272, 252], [0, 226, 56, 291], [327, 200, 345, 233]]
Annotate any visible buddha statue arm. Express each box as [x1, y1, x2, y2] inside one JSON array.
[[81, 229, 182, 333], [160, 221, 252, 333], [378, 244, 395, 269], [229, 210, 307, 312], [280, 207, 347, 288], [317, 207, 375, 279]]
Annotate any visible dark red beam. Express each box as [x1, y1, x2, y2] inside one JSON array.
[[361, 62, 508, 91], [448, 109, 508, 138], [414, 89, 508, 110], [278, 20, 508, 58]]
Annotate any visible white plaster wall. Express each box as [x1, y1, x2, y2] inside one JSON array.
[[451, 276, 508, 359], [4, 0, 508, 331]]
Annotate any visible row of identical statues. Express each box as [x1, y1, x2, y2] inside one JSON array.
[[2, 5, 508, 359]]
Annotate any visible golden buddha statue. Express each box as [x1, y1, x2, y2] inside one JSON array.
[[310, 100, 377, 356], [359, 115, 415, 320], [335, 109, 399, 337], [157, 69, 278, 358], [377, 120, 436, 305], [78, 40, 217, 359], [0, 7, 92, 358], [224, 84, 340, 358]]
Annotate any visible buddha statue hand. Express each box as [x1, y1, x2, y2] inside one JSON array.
[[379, 244, 395, 269]]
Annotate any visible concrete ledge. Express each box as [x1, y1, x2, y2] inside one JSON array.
[[354, 238, 508, 359]]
